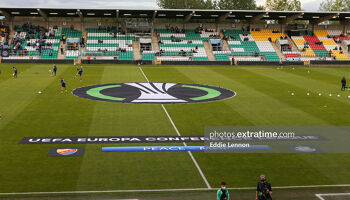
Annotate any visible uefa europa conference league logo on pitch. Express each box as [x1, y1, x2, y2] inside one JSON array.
[[72, 82, 235, 104]]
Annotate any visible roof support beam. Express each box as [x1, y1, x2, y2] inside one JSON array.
[[0, 9, 12, 21], [279, 13, 303, 24], [310, 13, 339, 25], [116, 10, 119, 21], [152, 10, 157, 21], [77, 9, 84, 22], [183, 11, 195, 23], [249, 12, 267, 24], [37, 8, 48, 21], [216, 11, 232, 23]]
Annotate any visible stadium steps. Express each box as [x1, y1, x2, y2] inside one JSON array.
[[286, 35, 299, 51], [121, 22, 127, 34], [132, 41, 142, 60], [57, 41, 66, 59], [152, 32, 160, 52], [219, 32, 231, 51], [82, 30, 88, 47], [8, 29, 15, 45], [203, 41, 215, 61], [339, 43, 350, 59], [271, 42, 286, 61]]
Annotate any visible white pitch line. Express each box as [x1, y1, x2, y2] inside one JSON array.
[[315, 192, 350, 200], [161, 104, 211, 189], [2, 184, 350, 196], [139, 66, 150, 82], [138, 67, 212, 189], [315, 194, 326, 200]]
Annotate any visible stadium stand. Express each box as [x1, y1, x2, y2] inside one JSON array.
[[154, 26, 213, 61], [8, 24, 60, 59], [289, 30, 350, 61], [217, 29, 281, 61], [84, 27, 135, 60], [0, 8, 350, 65], [62, 27, 82, 60], [142, 51, 156, 61]]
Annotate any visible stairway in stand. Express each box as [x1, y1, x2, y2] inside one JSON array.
[[219, 32, 230, 51], [81, 30, 88, 51], [271, 42, 286, 61], [57, 41, 66, 59], [8, 30, 15, 46], [339, 43, 350, 59], [203, 42, 215, 61], [286, 35, 299, 51], [132, 41, 142, 60], [152, 32, 160, 52]]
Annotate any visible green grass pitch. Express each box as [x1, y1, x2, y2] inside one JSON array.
[[1, 63, 350, 199]]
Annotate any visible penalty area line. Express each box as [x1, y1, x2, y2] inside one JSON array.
[[315, 192, 350, 200], [2, 184, 350, 196], [138, 67, 212, 189]]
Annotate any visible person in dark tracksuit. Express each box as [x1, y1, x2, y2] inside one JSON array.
[[217, 182, 229, 200], [53, 64, 57, 76], [341, 76, 347, 91], [13, 67, 17, 78], [60, 77, 66, 92], [256, 175, 272, 200], [76, 66, 83, 81]]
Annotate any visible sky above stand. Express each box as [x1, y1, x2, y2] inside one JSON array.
[[0, 0, 321, 11]]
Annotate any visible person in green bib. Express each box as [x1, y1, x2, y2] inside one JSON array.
[[256, 175, 272, 200], [217, 181, 229, 200]]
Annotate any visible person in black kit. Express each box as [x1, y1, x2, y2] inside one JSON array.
[[13, 67, 18, 78], [217, 182, 229, 200], [53, 64, 57, 76], [60, 77, 66, 92], [256, 175, 272, 200], [341, 76, 347, 91], [76, 66, 83, 81]]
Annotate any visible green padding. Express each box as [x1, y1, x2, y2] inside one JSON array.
[[193, 57, 208, 61], [182, 85, 221, 101], [87, 43, 120, 47], [159, 44, 204, 48], [86, 85, 125, 101]]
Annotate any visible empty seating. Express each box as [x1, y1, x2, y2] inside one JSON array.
[[85, 28, 135, 60], [155, 28, 210, 61], [220, 29, 280, 61], [290, 30, 349, 60], [251, 30, 285, 42], [142, 51, 155, 61]]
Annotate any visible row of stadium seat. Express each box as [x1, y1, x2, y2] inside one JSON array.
[[217, 29, 280, 61], [154, 28, 211, 61], [85, 28, 134, 60], [10, 26, 61, 59], [290, 30, 349, 60]]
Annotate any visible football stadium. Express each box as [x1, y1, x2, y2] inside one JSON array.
[[1, 3, 350, 200]]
